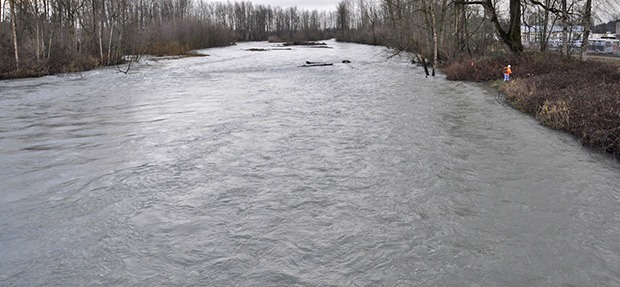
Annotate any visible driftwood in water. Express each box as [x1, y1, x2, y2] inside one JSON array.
[[246, 47, 292, 52], [282, 41, 327, 46], [300, 61, 333, 67], [300, 64, 333, 67]]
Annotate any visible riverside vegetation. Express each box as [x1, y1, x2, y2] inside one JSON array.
[[327, 0, 620, 159], [0, 0, 336, 79], [441, 53, 620, 159]]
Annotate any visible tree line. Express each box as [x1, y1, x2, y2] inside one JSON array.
[[333, 0, 613, 75], [0, 0, 339, 78], [1, 0, 615, 78]]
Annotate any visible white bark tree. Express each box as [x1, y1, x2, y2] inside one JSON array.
[[9, 0, 20, 68], [580, 0, 592, 61]]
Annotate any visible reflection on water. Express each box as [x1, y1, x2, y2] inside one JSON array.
[[1, 40, 619, 286]]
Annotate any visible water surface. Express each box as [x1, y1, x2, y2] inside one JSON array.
[[1, 40, 619, 286]]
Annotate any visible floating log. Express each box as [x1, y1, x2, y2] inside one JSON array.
[[282, 41, 327, 46], [246, 47, 293, 52], [300, 61, 333, 67]]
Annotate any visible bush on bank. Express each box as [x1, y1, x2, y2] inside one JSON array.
[[441, 53, 620, 159]]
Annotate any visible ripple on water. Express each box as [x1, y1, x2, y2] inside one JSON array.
[[0, 40, 619, 286]]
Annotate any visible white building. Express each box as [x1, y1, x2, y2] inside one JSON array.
[[588, 34, 619, 54], [522, 23, 620, 55], [521, 25, 584, 49]]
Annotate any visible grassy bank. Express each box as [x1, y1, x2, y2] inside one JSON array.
[[441, 53, 620, 159]]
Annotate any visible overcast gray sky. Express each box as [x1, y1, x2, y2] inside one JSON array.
[[241, 0, 339, 12]]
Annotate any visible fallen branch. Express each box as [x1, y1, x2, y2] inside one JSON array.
[[117, 61, 132, 74]]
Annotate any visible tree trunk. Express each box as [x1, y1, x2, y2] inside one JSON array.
[[580, 0, 592, 61], [0, 0, 2, 52], [540, 0, 551, 52], [454, 2, 463, 54], [92, 0, 99, 62], [505, 0, 523, 53], [9, 0, 19, 69], [33, 0, 40, 62], [117, 0, 127, 62], [117, 26, 124, 62], [108, 23, 114, 65], [431, 0, 438, 76], [44, 0, 51, 59], [99, 22, 104, 63], [36, 23, 41, 62], [457, 2, 470, 55], [561, 0, 569, 57], [464, 0, 523, 53], [48, 29, 53, 59]]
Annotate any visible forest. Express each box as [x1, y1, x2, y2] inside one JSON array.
[[333, 0, 618, 76], [0, 0, 339, 78]]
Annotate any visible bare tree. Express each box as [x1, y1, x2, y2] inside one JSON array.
[[430, 0, 438, 75], [0, 0, 2, 53], [560, 0, 569, 55], [539, 0, 558, 52], [580, 0, 592, 60], [9, 0, 19, 68], [421, 0, 440, 75], [459, 0, 524, 53], [337, 0, 350, 35], [1, 0, 339, 77]]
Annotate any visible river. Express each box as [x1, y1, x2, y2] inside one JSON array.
[[1, 40, 619, 286]]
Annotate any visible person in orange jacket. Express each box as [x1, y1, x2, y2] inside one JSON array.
[[503, 64, 512, 81]]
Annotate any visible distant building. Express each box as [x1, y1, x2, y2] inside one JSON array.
[[589, 27, 619, 55], [521, 24, 619, 55], [521, 25, 583, 49], [588, 37, 620, 54]]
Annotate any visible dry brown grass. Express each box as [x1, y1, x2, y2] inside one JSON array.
[[536, 99, 570, 129]]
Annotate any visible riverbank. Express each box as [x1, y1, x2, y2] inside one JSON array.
[[0, 51, 212, 80], [441, 53, 620, 159]]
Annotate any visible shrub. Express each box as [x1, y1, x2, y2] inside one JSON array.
[[536, 99, 571, 129]]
